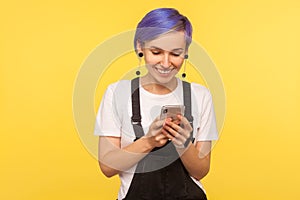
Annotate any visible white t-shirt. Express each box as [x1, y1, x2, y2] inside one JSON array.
[[94, 78, 218, 200]]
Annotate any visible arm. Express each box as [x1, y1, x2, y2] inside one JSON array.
[[177, 141, 211, 181], [98, 136, 153, 177], [98, 118, 169, 178]]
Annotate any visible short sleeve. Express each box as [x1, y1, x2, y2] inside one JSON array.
[[195, 89, 219, 141], [94, 85, 121, 137]]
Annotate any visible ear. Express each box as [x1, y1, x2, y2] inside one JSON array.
[[184, 49, 189, 59], [185, 45, 189, 54], [136, 40, 144, 53]]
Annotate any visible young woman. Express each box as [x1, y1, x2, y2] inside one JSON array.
[[94, 8, 218, 200]]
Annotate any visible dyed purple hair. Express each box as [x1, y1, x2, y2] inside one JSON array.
[[134, 8, 193, 53]]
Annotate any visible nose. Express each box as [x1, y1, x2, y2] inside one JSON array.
[[160, 53, 171, 68]]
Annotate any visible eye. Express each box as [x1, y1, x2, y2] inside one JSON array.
[[171, 53, 181, 57], [151, 51, 161, 55], [171, 51, 183, 57]]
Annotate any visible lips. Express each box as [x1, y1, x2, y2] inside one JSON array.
[[154, 66, 174, 75]]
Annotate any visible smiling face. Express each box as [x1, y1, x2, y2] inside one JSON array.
[[138, 31, 187, 86]]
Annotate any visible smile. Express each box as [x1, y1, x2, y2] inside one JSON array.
[[155, 67, 174, 74]]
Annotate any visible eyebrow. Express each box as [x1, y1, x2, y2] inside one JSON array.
[[149, 46, 184, 51]]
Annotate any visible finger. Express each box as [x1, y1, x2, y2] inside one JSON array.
[[162, 128, 184, 146], [165, 120, 189, 139], [172, 137, 184, 147], [161, 129, 174, 140], [153, 119, 165, 129], [166, 121, 191, 140], [154, 133, 168, 141], [164, 121, 182, 136], [163, 124, 186, 143], [165, 120, 180, 132], [178, 115, 193, 132], [172, 118, 181, 125]]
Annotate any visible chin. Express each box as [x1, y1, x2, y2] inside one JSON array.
[[154, 76, 175, 85], [146, 68, 178, 85]]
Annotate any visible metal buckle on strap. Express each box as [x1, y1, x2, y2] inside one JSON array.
[[131, 116, 141, 125]]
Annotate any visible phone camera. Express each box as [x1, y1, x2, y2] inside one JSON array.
[[163, 109, 168, 114]]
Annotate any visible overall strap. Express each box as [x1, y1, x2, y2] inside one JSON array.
[[182, 81, 195, 143], [131, 78, 194, 142], [131, 77, 145, 139], [182, 81, 193, 127]]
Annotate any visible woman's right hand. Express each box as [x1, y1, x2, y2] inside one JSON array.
[[99, 117, 169, 177], [143, 117, 169, 148]]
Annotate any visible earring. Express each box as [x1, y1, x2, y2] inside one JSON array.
[[136, 52, 143, 76], [182, 55, 188, 78]]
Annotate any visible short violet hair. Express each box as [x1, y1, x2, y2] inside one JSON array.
[[134, 8, 193, 52]]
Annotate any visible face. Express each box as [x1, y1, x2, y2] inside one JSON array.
[[139, 31, 187, 85]]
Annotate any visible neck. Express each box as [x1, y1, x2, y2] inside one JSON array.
[[140, 75, 177, 95]]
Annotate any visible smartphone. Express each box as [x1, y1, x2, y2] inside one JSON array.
[[160, 105, 185, 121]]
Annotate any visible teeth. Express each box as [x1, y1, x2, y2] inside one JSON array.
[[157, 69, 172, 74]]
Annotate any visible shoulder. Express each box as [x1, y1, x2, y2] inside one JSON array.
[[177, 78, 212, 98], [101, 80, 132, 108], [190, 82, 212, 98], [106, 80, 131, 92]]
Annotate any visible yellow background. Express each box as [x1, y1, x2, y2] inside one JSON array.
[[1, 0, 300, 199]]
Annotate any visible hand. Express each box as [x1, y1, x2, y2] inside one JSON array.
[[162, 115, 193, 148], [143, 117, 169, 148]]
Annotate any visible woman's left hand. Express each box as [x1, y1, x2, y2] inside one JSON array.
[[162, 115, 193, 148]]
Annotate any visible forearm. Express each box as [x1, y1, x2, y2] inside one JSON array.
[[99, 136, 154, 177], [177, 142, 211, 181]]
